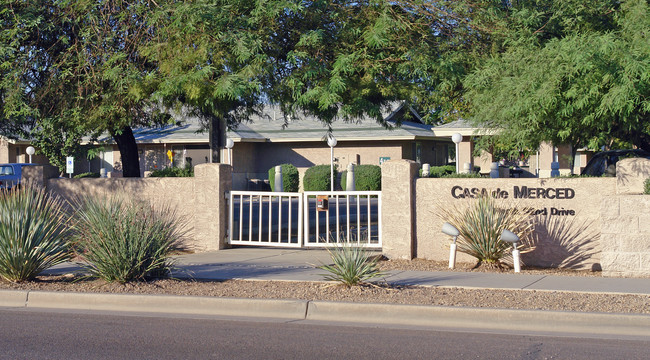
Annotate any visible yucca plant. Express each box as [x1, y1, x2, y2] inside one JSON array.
[[440, 196, 534, 269], [319, 241, 385, 287], [73, 196, 185, 283], [0, 186, 72, 282]]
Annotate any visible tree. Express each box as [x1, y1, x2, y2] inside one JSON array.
[[465, 0, 649, 155], [1, 0, 170, 176]]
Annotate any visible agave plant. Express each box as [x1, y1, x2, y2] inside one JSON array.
[[440, 195, 534, 268], [319, 241, 385, 287], [0, 186, 72, 282], [73, 196, 185, 283]]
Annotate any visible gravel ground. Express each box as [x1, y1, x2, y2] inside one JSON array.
[[1, 258, 648, 315]]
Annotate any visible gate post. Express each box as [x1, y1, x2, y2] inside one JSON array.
[[194, 163, 232, 250], [381, 160, 418, 259]]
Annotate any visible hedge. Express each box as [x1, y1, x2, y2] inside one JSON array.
[[303, 164, 337, 191], [268, 164, 299, 192], [149, 165, 194, 177], [419, 164, 456, 178], [73, 172, 100, 179], [341, 165, 381, 191]]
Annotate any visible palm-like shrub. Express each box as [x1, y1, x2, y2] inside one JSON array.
[[0, 186, 72, 282], [645, 178, 650, 194], [320, 242, 384, 287], [440, 196, 534, 268], [73, 196, 185, 283]]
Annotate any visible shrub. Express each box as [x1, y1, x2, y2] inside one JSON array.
[[149, 165, 193, 177], [0, 186, 72, 282], [645, 178, 650, 195], [441, 172, 482, 178], [420, 165, 456, 178], [74, 172, 100, 179], [319, 242, 385, 287], [73, 196, 186, 283], [341, 165, 382, 191], [267, 164, 299, 192], [303, 164, 337, 191], [439, 196, 534, 268]]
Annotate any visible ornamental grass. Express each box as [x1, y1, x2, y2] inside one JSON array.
[[0, 186, 72, 282], [319, 239, 385, 287], [73, 196, 186, 284], [439, 195, 534, 269]]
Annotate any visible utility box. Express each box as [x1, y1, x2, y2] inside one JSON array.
[[316, 195, 329, 211]]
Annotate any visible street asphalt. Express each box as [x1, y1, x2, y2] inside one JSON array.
[[1, 247, 649, 340]]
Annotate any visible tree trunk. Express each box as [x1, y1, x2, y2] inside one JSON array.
[[209, 115, 226, 163], [112, 126, 141, 177]]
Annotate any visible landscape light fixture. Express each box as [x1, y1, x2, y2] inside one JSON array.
[[26, 146, 35, 163], [327, 134, 337, 192], [451, 133, 462, 174], [225, 138, 234, 166], [500, 229, 521, 273], [442, 222, 460, 269]]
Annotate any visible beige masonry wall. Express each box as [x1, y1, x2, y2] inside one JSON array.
[[599, 158, 650, 277], [25, 163, 231, 251], [600, 195, 650, 277], [415, 177, 616, 269]]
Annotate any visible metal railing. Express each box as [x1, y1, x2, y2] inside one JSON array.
[[227, 190, 381, 248], [228, 191, 303, 247], [303, 191, 382, 248]]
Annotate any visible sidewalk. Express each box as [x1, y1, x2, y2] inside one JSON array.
[[47, 247, 650, 295]]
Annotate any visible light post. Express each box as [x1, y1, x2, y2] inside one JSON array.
[[225, 138, 234, 166], [327, 134, 337, 192], [442, 222, 460, 269], [500, 229, 521, 273], [451, 133, 462, 174], [26, 146, 35, 163]]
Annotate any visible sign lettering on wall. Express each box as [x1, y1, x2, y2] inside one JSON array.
[[450, 185, 577, 216]]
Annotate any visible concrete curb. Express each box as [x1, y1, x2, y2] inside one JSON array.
[[2, 289, 649, 338], [0, 290, 28, 307], [306, 301, 650, 337], [3, 290, 307, 320]]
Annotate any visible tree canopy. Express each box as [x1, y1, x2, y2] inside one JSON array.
[[466, 0, 650, 153]]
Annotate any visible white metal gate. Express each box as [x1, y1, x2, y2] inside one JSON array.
[[228, 190, 381, 248]]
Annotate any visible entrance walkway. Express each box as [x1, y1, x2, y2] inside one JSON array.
[[46, 248, 650, 295]]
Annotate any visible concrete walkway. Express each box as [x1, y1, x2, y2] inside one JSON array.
[[164, 248, 650, 295]]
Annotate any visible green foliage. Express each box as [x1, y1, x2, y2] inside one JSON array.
[[74, 172, 100, 179], [0, 186, 72, 282], [149, 165, 193, 178], [441, 172, 482, 178], [319, 242, 385, 287], [439, 196, 534, 267], [303, 165, 337, 191], [466, 0, 650, 153], [645, 178, 650, 195], [419, 165, 456, 178], [341, 165, 382, 191], [268, 164, 299, 192], [73, 196, 185, 283]]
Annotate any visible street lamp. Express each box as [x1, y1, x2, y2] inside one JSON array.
[[442, 222, 460, 269], [225, 138, 234, 166], [327, 134, 337, 192], [26, 146, 35, 163], [451, 133, 462, 174], [500, 229, 521, 273]]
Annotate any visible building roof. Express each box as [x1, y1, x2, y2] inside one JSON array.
[[126, 103, 451, 144]]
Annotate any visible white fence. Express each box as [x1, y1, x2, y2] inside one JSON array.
[[227, 191, 381, 248]]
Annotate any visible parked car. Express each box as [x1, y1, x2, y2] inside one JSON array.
[[0, 163, 36, 190], [581, 149, 650, 177]]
